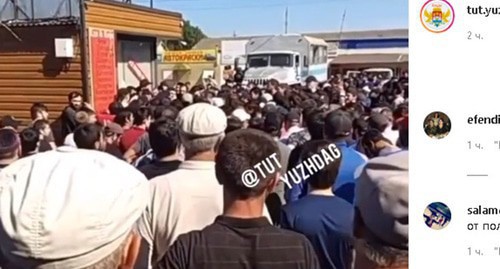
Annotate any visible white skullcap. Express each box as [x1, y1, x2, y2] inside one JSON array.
[[0, 147, 149, 268], [178, 103, 227, 137], [262, 93, 273, 102], [231, 108, 251, 122], [211, 97, 225, 108]]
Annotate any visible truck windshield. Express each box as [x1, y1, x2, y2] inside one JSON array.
[[248, 54, 293, 68], [248, 55, 269, 67]]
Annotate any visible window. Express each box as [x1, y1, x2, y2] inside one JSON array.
[[247, 55, 269, 67], [304, 55, 308, 67], [270, 54, 293, 67]]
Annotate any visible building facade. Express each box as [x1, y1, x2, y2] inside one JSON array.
[[0, 0, 182, 122]]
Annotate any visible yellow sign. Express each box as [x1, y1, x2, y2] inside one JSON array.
[[163, 50, 217, 63]]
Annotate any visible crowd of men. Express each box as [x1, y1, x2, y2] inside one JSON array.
[[0, 71, 409, 269]]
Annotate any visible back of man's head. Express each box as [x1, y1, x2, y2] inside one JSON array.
[[149, 118, 179, 159], [324, 110, 353, 141], [133, 107, 152, 126], [20, 127, 40, 156], [0, 128, 20, 162], [74, 123, 104, 150], [0, 149, 149, 268], [305, 109, 325, 140], [354, 150, 408, 268], [300, 140, 342, 190], [263, 112, 283, 138], [215, 129, 280, 199]]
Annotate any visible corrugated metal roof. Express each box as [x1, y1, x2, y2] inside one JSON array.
[[331, 54, 408, 64], [3, 18, 79, 27]]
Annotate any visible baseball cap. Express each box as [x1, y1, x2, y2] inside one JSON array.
[[324, 110, 353, 137], [0, 115, 22, 130], [369, 113, 391, 130], [355, 150, 408, 249], [104, 121, 124, 136], [0, 128, 20, 156], [0, 148, 149, 267], [177, 103, 227, 137]]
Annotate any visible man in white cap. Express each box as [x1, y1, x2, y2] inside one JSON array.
[[138, 103, 270, 268], [353, 150, 408, 269], [0, 147, 149, 269]]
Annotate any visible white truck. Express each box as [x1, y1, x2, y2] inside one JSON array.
[[242, 34, 329, 86]]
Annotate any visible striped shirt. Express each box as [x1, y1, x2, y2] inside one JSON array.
[[157, 216, 320, 269]]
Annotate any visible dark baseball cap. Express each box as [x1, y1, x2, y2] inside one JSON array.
[[369, 113, 391, 131], [325, 110, 353, 137], [0, 115, 22, 130]]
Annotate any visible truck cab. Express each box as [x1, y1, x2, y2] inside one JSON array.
[[243, 50, 302, 86]]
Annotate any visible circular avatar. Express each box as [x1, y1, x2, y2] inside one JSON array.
[[423, 202, 452, 230], [423, 111, 451, 139]]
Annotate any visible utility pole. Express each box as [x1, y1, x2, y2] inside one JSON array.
[[284, 7, 288, 34], [338, 9, 347, 41], [150, 0, 153, 8]]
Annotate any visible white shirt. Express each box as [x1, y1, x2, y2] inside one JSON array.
[[137, 160, 272, 268], [63, 133, 76, 148], [383, 125, 400, 146]]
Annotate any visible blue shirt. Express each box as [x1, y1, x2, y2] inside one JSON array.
[[285, 141, 367, 204], [281, 195, 354, 269]]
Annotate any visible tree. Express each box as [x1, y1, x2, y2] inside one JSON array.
[[182, 20, 207, 49]]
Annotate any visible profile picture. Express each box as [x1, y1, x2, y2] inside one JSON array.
[[423, 202, 451, 230], [423, 111, 451, 139]]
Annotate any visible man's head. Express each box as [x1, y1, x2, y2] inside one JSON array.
[[114, 110, 134, 128], [0, 115, 21, 131], [30, 102, 49, 121], [177, 103, 227, 159], [33, 119, 52, 138], [215, 129, 280, 199], [354, 151, 408, 269], [103, 122, 124, 146], [149, 118, 180, 159], [346, 88, 358, 104], [286, 109, 301, 127], [0, 128, 20, 165], [324, 110, 353, 141], [300, 140, 342, 190], [75, 107, 97, 127], [73, 123, 106, 151], [267, 79, 280, 94], [133, 107, 152, 128], [0, 149, 149, 268], [68, 91, 83, 110], [369, 113, 391, 133], [20, 127, 41, 157], [306, 76, 318, 93], [263, 111, 283, 138], [226, 117, 244, 134], [305, 109, 325, 140]]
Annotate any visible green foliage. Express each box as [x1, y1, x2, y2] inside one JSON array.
[[182, 20, 207, 49]]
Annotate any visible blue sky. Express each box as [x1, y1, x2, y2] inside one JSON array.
[[134, 0, 408, 37]]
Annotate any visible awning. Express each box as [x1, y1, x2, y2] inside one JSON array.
[[331, 54, 408, 64], [172, 64, 191, 71]]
